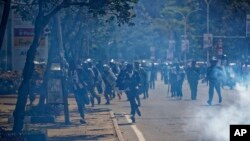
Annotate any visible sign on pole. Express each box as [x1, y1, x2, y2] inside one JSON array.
[[217, 39, 223, 56], [150, 46, 155, 60], [246, 14, 250, 37], [167, 40, 175, 60], [203, 34, 213, 49], [181, 39, 189, 52]]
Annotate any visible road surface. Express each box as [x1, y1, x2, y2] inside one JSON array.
[[105, 73, 250, 141]]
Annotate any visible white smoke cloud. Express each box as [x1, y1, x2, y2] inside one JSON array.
[[189, 81, 250, 141]]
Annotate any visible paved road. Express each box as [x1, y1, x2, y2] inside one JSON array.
[[1, 73, 250, 141], [105, 74, 250, 141]]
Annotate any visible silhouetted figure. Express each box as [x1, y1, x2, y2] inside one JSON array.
[[102, 64, 117, 105], [149, 63, 157, 89], [206, 57, 223, 105], [186, 61, 200, 100], [124, 63, 141, 123], [175, 64, 185, 99]]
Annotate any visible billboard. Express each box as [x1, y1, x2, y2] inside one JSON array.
[[12, 11, 48, 71]]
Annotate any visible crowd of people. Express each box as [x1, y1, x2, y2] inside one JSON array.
[[1, 55, 250, 124], [160, 56, 250, 105], [64, 55, 250, 123], [68, 59, 152, 123]]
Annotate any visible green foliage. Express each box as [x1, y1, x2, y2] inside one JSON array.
[[12, 0, 139, 25], [13, 0, 62, 22], [12, 0, 250, 61]]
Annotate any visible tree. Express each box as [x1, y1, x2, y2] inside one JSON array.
[[59, 8, 114, 61], [12, 0, 138, 132], [0, 0, 11, 50]]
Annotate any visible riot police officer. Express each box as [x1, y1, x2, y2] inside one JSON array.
[[102, 64, 117, 105], [141, 60, 150, 99], [80, 61, 101, 107], [124, 63, 141, 123], [206, 57, 223, 105], [186, 60, 200, 100]]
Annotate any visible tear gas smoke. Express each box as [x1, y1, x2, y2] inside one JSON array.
[[189, 77, 250, 141]]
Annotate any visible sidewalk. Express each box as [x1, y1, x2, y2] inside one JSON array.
[[0, 95, 124, 141]]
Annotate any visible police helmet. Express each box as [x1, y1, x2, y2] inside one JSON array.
[[82, 61, 89, 68], [103, 64, 110, 71], [86, 58, 93, 67], [210, 56, 218, 62]]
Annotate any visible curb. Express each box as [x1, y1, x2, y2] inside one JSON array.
[[110, 111, 125, 141], [0, 94, 18, 98]]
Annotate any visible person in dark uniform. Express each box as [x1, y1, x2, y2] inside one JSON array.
[[109, 59, 120, 98], [149, 62, 157, 89], [134, 61, 144, 106], [72, 64, 89, 124], [162, 63, 170, 85], [186, 60, 200, 100], [169, 64, 177, 98], [141, 60, 150, 99], [206, 57, 223, 105], [80, 61, 101, 107], [175, 63, 185, 100], [87, 59, 103, 100], [116, 63, 128, 100], [124, 63, 141, 123], [102, 64, 117, 105]]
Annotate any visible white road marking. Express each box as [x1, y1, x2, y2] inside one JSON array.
[[125, 115, 146, 141]]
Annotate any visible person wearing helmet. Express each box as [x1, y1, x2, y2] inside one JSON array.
[[109, 59, 120, 76], [86, 58, 103, 104], [71, 62, 89, 124], [206, 57, 223, 105], [186, 60, 200, 100], [116, 62, 129, 100], [124, 63, 141, 123], [109, 59, 120, 98], [79, 61, 101, 107], [102, 64, 117, 105]]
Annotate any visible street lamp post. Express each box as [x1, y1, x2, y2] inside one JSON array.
[[205, 0, 212, 34], [205, 0, 212, 65], [169, 9, 201, 66]]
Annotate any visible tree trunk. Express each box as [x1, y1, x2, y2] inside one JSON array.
[[55, 14, 70, 124], [12, 15, 47, 132], [0, 0, 11, 50]]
